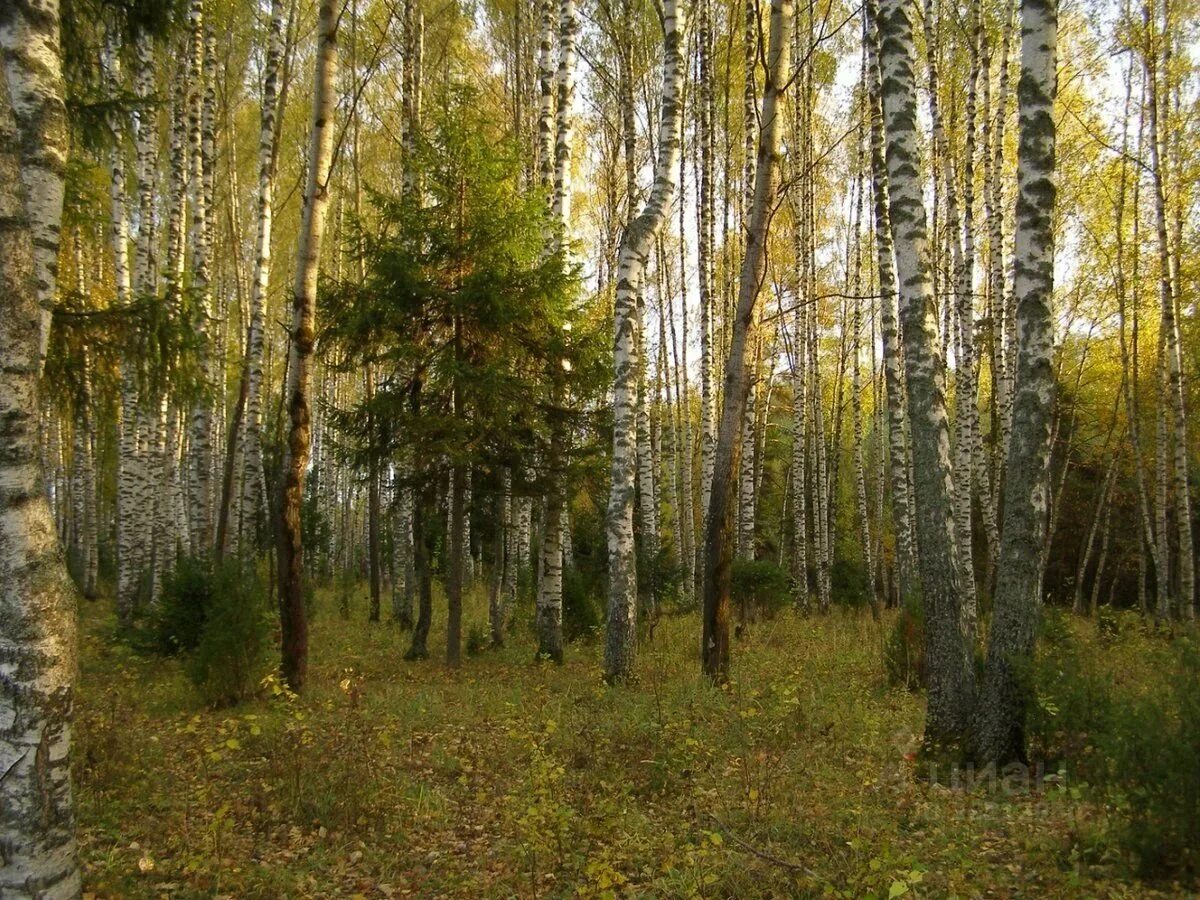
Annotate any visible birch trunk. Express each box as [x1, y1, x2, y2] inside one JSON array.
[[241, 0, 285, 548], [0, 0, 67, 372], [0, 65, 81, 898], [1143, 6, 1194, 619], [975, 0, 1057, 765], [277, 0, 338, 691], [697, 0, 717, 559], [878, 0, 975, 743], [701, 0, 791, 681], [865, 0, 916, 603], [104, 40, 145, 624], [186, 0, 214, 556], [604, 0, 686, 681]]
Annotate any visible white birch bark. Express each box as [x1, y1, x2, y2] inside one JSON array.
[[186, 0, 214, 555], [975, 0, 1057, 764], [1143, 7, 1194, 618], [878, 0, 975, 742], [241, 0, 285, 547], [0, 0, 67, 371], [865, 0, 916, 602], [277, 0, 339, 690], [103, 40, 145, 623], [605, 0, 686, 681], [0, 62, 81, 898]]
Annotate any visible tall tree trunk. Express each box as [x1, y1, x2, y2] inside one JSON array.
[[697, 0, 717, 586], [0, 0, 67, 372], [988, 5, 1015, 491], [701, 0, 791, 681], [850, 154, 877, 614], [671, 198, 696, 603], [277, 0, 338, 692], [0, 62, 81, 898], [975, 0, 1057, 766], [923, 0, 978, 627], [1143, 2, 1194, 619], [878, 0, 975, 744], [241, 0, 285, 551], [447, 458, 465, 666], [103, 39, 145, 624], [1114, 42, 1164, 614], [865, 0, 916, 603], [537, 428, 566, 662], [490, 471, 512, 645], [604, 0, 686, 682], [186, 0, 215, 556]]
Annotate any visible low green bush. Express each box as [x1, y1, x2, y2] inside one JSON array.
[[562, 565, 603, 642], [1028, 615, 1200, 881], [185, 560, 273, 708], [1107, 638, 1200, 878], [730, 559, 791, 622], [466, 623, 489, 656], [151, 555, 213, 655], [883, 600, 925, 691]]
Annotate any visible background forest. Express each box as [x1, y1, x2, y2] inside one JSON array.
[[1, 0, 1199, 893]]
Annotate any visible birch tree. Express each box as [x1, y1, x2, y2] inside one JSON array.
[[240, 0, 286, 548], [975, 0, 1057, 765], [878, 0, 975, 743], [604, 0, 686, 682], [701, 0, 790, 681], [0, 59, 81, 899], [277, 0, 339, 691], [0, 0, 67, 372], [865, 0, 915, 603]]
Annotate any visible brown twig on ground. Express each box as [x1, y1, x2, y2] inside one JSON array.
[[706, 814, 820, 878]]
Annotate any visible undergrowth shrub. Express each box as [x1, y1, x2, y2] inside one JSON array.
[[467, 623, 489, 656], [637, 545, 682, 617], [730, 559, 790, 622], [1029, 615, 1200, 881], [151, 555, 214, 655], [563, 566, 603, 641], [1107, 638, 1200, 879], [883, 600, 925, 690], [152, 557, 273, 707], [1026, 610, 1114, 778], [831, 555, 872, 608], [185, 561, 272, 707]]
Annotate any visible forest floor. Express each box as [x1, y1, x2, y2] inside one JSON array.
[[74, 587, 1182, 899]]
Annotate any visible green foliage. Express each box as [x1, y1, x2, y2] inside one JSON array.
[[151, 555, 214, 655], [730, 559, 791, 620], [1105, 641, 1200, 876], [1025, 610, 1115, 775], [831, 555, 873, 608], [466, 624, 489, 656], [185, 562, 273, 708], [562, 565, 603, 641], [148, 556, 273, 706], [637, 544, 683, 616], [1028, 616, 1200, 880], [320, 84, 608, 496], [883, 601, 926, 691]]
